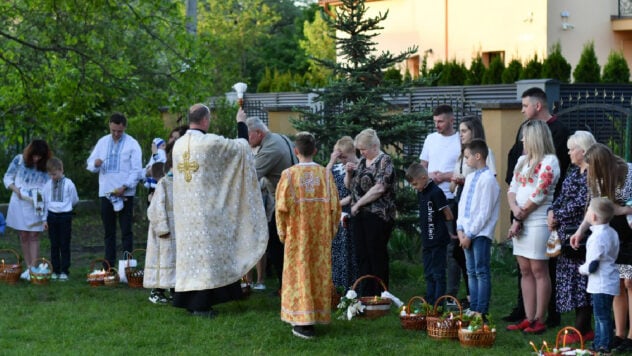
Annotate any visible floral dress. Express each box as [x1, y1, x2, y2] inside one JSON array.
[[549, 166, 590, 312], [331, 163, 358, 289]]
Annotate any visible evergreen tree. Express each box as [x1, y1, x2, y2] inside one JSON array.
[[502, 59, 523, 83], [573, 41, 601, 83], [542, 42, 571, 83], [293, 0, 426, 233], [482, 56, 505, 84], [520, 54, 543, 79], [426, 61, 444, 86], [466, 54, 486, 85], [438, 59, 467, 85], [602, 51, 630, 83]]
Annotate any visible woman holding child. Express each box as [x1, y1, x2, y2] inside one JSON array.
[[345, 129, 396, 296], [546, 131, 596, 343], [506, 120, 561, 334]]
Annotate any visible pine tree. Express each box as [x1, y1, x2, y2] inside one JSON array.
[[542, 42, 571, 83], [602, 51, 630, 83], [466, 54, 486, 85], [482, 56, 505, 84], [520, 54, 543, 79], [573, 41, 601, 83], [502, 59, 523, 83]]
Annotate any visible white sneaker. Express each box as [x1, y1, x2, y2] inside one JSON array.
[[51, 273, 59, 280], [252, 283, 267, 291], [20, 270, 30, 281], [59, 273, 68, 281]]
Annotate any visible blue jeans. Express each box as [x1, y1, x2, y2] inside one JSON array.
[[464, 236, 491, 314], [422, 244, 447, 305], [592, 293, 614, 351]]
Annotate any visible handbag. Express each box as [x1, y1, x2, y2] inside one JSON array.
[[612, 215, 632, 265], [118, 251, 137, 284], [545, 230, 561, 257], [560, 226, 588, 260]]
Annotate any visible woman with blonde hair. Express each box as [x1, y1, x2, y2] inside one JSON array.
[[570, 143, 632, 351], [506, 120, 561, 334], [345, 129, 396, 296], [547, 131, 597, 343]]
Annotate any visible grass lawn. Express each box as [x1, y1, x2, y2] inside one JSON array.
[[0, 207, 584, 355]]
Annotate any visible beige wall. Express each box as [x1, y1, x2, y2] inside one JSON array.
[[349, 0, 629, 78]]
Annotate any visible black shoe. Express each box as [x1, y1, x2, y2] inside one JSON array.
[[616, 338, 632, 352], [611, 336, 625, 350], [501, 307, 525, 322], [292, 325, 315, 339], [545, 313, 561, 328], [191, 309, 218, 319]]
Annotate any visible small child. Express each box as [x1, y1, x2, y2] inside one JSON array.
[[144, 138, 167, 191], [42, 157, 79, 281], [579, 197, 619, 354], [455, 139, 500, 318], [275, 132, 341, 339], [406, 162, 456, 305]]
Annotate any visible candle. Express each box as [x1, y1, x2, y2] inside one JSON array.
[[529, 341, 539, 354], [543, 340, 549, 352], [563, 330, 568, 348]]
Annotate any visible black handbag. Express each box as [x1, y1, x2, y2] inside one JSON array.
[[560, 226, 589, 260], [612, 215, 632, 265]]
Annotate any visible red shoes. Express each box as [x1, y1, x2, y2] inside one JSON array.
[[506, 319, 547, 334], [506, 319, 532, 331], [561, 330, 594, 344]]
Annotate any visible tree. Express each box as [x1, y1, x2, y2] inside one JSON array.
[[573, 41, 601, 83], [292, 0, 426, 233], [542, 42, 571, 83], [482, 56, 505, 84], [466, 54, 486, 85], [602, 51, 630, 83], [438, 59, 467, 85], [520, 54, 543, 79], [300, 8, 335, 87], [502, 59, 523, 83]]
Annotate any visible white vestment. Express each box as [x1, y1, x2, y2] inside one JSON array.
[[172, 130, 268, 292]]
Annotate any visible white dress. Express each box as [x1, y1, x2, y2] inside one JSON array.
[[3, 155, 50, 232], [144, 174, 176, 289], [509, 154, 560, 260]]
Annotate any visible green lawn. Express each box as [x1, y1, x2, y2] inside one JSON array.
[[0, 210, 585, 355]]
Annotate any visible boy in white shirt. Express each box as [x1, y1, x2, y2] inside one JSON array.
[[579, 197, 619, 354], [144, 138, 167, 190]]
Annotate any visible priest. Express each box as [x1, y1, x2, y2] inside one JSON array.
[[171, 103, 268, 317]]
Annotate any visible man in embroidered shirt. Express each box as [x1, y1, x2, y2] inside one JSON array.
[[86, 113, 143, 269]]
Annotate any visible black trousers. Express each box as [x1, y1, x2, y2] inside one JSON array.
[[47, 211, 73, 274], [352, 211, 394, 296], [266, 215, 284, 288], [100, 196, 134, 269]]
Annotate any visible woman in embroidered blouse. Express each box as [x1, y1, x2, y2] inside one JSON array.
[[326, 136, 359, 290], [547, 131, 596, 342], [345, 129, 396, 296], [3, 139, 52, 278], [570, 143, 632, 351], [506, 120, 561, 334]]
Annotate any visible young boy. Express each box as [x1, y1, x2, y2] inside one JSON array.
[[275, 132, 341, 339], [144, 138, 167, 191], [42, 157, 79, 281], [406, 162, 455, 305], [579, 197, 619, 354], [455, 139, 500, 318]]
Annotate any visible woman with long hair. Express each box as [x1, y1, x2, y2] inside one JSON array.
[[3, 139, 52, 280], [506, 120, 561, 334]]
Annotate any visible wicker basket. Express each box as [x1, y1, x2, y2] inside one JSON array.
[[458, 327, 496, 348], [0, 249, 23, 285], [125, 249, 145, 288], [103, 267, 120, 287], [400, 296, 430, 331], [29, 257, 52, 285], [351, 275, 392, 319], [426, 295, 463, 340], [541, 326, 588, 356], [87, 259, 109, 287]]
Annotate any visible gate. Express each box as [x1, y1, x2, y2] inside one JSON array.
[[553, 88, 632, 161]]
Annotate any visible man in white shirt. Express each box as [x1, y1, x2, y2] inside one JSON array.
[[420, 104, 463, 304], [86, 113, 143, 269]]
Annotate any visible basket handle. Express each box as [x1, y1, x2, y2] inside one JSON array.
[[0, 249, 21, 265], [555, 326, 583, 350], [432, 294, 462, 317], [351, 274, 388, 295], [126, 249, 146, 266], [89, 258, 110, 271], [406, 296, 428, 314]]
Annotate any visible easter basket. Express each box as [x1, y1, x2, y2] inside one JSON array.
[[29, 257, 52, 285], [426, 295, 464, 340], [103, 267, 120, 287], [400, 296, 431, 331], [457, 314, 496, 348], [0, 249, 23, 285], [351, 275, 392, 319], [125, 249, 145, 288], [540, 326, 591, 356], [86, 259, 110, 287]]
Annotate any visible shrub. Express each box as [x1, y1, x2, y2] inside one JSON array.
[[573, 41, 601, 83], [602, 51, 630, 83], [542, 42, 571, 83], [502, 59, 523, 83], [482, 56, 505, 84], [427, 61, 444, 86], [438, 59, 467, 85], [466, 54, 485, 85], [384, 66, 403, 85], [520, 54, 542, 79]]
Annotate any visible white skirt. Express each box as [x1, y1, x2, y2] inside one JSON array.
[[512, 220, 549, 260], [5, 193, 45, 232]]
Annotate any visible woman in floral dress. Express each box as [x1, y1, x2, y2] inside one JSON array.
[[326, 136, 359, 290], [547, 131, 596, 343]]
